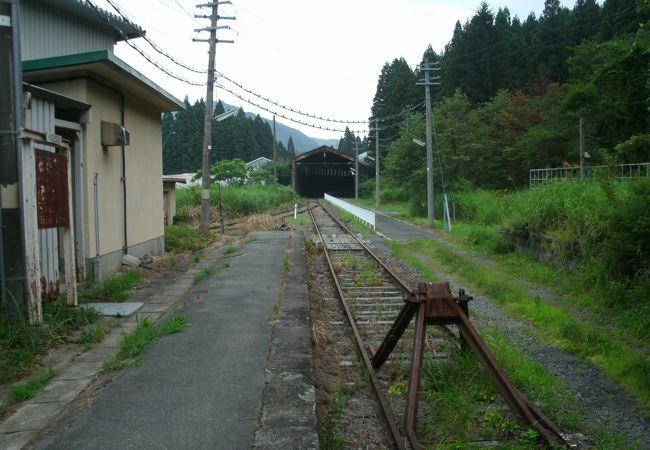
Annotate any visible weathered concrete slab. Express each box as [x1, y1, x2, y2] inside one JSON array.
[[32, 378, 91, 404], [0, 402, 63, 433], [82, 302, 143, 317], [254, 231, 319, 449], [0, 430, 34, 450]]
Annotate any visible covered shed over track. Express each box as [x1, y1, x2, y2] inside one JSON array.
[[292, 146, 368, 198]]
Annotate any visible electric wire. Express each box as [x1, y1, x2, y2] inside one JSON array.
[[215, 83, 368, 134]]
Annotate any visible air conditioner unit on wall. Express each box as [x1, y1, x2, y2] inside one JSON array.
[[101, 120, 130, 147]]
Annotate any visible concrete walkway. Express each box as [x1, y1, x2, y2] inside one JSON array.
[[375, 212, 440, 242], [1, 231, 317, 450]]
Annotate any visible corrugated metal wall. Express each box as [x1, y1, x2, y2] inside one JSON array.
[[24, 96, 60, 297], [20, 0, 115, 60]]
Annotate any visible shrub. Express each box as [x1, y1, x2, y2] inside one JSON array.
[[165, 225, 213, 253]]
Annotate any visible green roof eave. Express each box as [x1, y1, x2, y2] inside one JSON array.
[[23, 50, 185, 111]]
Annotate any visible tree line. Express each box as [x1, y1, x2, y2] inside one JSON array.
[[162, 99, 295, 174], [348, 0, 649, 202]]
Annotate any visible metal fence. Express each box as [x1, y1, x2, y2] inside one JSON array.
[[324, 193, 375, 230], [530, 162, 650, 188]]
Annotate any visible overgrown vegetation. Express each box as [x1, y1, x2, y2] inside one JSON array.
[[10, 367, 57, 402], [420, 326, 635, 448], [165, 225, 214, 252], [175, 183, 296, 225], [0, 298, 97, 384], [390, 237, 650, 412], [102, 315, 188, 373], [80, 270, 142, 303], [450, 181, 650, 341], [318, 383, 350, 449]]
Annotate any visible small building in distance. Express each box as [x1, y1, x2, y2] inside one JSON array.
[[246, 156, 272, 171]]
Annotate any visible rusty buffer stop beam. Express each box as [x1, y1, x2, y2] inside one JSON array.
[[373, 281, 570, 449]]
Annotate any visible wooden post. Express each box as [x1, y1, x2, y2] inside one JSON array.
[[20, 136, 43, 323]]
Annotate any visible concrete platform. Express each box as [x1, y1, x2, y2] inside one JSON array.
[[1, 231, 317, 450]]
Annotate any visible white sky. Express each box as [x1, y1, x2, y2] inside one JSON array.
[[94, 0, 550, 140]]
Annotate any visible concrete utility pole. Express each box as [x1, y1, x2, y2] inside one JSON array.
[[354, 139, 359, 200], [273, 115, 277, 181], [194, 1, 234, 233], [0, 0, 28, 319], [375, 119, 380, 210], [417, 58, 440, 228]]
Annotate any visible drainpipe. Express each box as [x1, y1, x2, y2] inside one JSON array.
[[119, 92, 127, 255], [93, 173, 102, 282]]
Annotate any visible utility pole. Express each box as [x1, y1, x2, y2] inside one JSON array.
[[0, 0, 27, 320], [375, 119, 380, 210], [354, 139, 359, 200], [194, 1, 234, 233], [273, 115, 277, 181], [417, 58, 440, 228], [579, 117, 586, 178]]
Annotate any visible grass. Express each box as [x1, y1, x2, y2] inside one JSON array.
[[194, 266, 216, 284], [165, 225, 214, 253], [287, 216, 310, 226], [80, 270, 142, 303], [10, 367, 57, 402], [418, 323, 633, 448], [390, 238, 650, 413], [76, 323, 111, 350], [102, 315, 188, 373], [0, 298, 97, 384], [176, 184, 297, 223], [318, 383, 350, 449], [282, 256, 290, 275], [223, 245, 238, 255]]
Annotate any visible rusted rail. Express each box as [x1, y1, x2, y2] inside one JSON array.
[[308, 206, 407, 450], [312, 202, 573, 449]]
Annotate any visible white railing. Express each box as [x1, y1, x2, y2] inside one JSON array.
[[324, 193, 375, 230], [530, 162, 650, 188]]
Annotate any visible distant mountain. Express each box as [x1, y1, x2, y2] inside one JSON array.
[[223, 102, 339, 153]]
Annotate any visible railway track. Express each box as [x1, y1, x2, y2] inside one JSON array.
[[307, 202, 573, 449]]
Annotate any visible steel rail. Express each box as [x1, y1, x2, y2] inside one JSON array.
[[308, 206, 407, 450], [318, 201, 412, 293], [318, 202, 571, 449], [320, 201, 458, 341]]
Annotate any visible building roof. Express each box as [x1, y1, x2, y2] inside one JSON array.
[[23, 82, 91, 111], [23, 50, 184, 112], [245, 157, 272, 167], [37, 0, 144, 41], [293, 145, 369, 166]]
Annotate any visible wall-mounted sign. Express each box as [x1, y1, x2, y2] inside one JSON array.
[[35, 149, 69, 229]]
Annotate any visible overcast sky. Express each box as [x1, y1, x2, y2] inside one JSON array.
[[95, 0, 552, 140]]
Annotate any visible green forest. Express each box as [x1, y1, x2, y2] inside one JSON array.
[[162, 99, 295, 174], [361, 0, 649, 196]]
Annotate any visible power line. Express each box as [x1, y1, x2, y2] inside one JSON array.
[[106, 0, 207, 74], [216, 83, 368, 134], [217, 72, 369, 124]]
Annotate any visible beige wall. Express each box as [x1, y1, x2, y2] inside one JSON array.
[[33, 79, 164, 260]]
